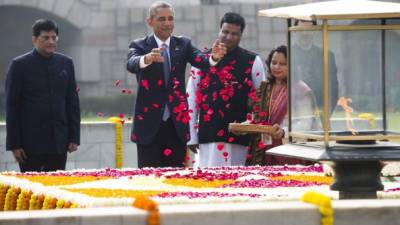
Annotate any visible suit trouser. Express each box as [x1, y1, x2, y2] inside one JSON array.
[[19, 153, 67, 172], [137, 118, 186, 168]]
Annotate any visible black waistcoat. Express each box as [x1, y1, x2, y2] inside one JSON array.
[[198, 47, 256, 146]]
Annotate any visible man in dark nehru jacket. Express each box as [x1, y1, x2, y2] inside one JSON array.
[[5, 19, 81, 172]]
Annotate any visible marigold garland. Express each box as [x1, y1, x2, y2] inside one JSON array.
[[15, 175, 110, 186], [132, 195, 160, 225], [42, 196, 58, 209], [16, 190, 32, 210], [29, 194, 45, 210], [29, 194, 37, 210], [63, 188, 163, 198], [4, 186, 20, 211], [0, 184, 10, 210], [301, 191, 334, 225], [271, 175, 333, 185], [109, 117, 124, 168], [56, 199, 65, 209], [163, 178, 236, 188], [0, 190, 76, 211]]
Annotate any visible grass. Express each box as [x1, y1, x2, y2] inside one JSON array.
[[330, 111, 400, 131], [1, 112, 400, 129], [387, 112, 400, 131], [0, 116, 123, 123]]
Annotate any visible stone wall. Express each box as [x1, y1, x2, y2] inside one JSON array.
[[0, 122, 138, 172], [0, 0, 316, 98], [2, 200, 400, 225]]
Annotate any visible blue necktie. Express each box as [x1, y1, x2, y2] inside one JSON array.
[[162, 43, 170, 121], [162, 43, 170, 86]]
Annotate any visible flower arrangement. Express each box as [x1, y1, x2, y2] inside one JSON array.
[[302, 191, 334, 225], [132, 195, 160, 225], [108, 117, 124, 168], [0, 164, 398, 215]]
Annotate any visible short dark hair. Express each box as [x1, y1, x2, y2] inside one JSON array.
[[32, 19, 58, 37], [266, 45, 287, 83], [220, 12, 245, 33], [148, 1, 174, 19]]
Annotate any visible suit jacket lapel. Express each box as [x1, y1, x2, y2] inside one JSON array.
[[169, 37, 179, 76], [146, 35, 158, 51]]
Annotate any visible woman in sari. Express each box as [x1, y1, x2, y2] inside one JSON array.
[[246, 45, 317, 166]]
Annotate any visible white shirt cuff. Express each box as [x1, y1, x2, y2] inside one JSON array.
[[209, 56, 218, 66], [140, 56, 150, 69]]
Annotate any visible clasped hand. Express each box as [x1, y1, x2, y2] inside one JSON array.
[[270, 124, 284, 139], [144, 48, 164, 64], [143, 39, 227, 65]]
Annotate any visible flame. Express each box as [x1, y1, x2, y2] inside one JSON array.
[[337, 97, 358, 135]]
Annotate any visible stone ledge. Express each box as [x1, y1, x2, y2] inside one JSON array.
[[1, 200, 400, 225]]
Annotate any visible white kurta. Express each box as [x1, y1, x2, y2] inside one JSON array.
[[187, 55, 266, 167]]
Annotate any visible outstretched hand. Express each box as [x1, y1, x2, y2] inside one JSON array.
[[211, 39, 227, 61], [144, 48, 164, 64]]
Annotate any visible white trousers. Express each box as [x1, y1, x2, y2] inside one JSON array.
[[194, 143, 247, 167]]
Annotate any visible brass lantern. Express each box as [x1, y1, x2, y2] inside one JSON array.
[[259, 0, 400, 199]]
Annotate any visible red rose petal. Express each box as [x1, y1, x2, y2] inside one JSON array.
[[258, 141, 266, 149], [163, 148, 172, 157], [140, 80, 149, 90], [217, 130, 224, 137], [114, 79, 121, 86], [194, 56, 201, 62]]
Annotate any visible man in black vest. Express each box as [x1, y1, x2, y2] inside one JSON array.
[[187, 12, 265, 167], [5, 19, 81, 172], [127, 1, 226, 168]]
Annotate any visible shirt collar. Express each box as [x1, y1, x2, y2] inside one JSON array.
[[153, 35, 170, 47], [32, 48, 54, 61]]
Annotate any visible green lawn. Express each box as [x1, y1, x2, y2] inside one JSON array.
[[330, 111, 400, 131], [0, 112, 400, 129]]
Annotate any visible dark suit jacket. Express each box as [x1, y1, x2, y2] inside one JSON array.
[[5, 49, 81, 154], [127, 35, 210, 145]]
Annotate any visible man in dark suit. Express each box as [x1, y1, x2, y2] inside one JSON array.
[[127, 1, 226, 168], [5, 19, 81, 172]]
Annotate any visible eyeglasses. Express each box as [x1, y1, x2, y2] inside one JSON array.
[[38, 35, 59, 42]]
